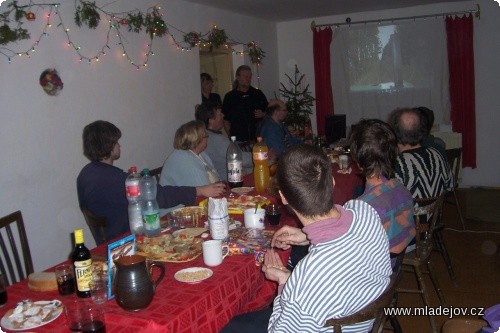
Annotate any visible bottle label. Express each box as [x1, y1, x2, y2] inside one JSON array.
[[253, 151, 268, 161], [227, 161, 243, 182], [209, 215, 229, 240], [143, 211, 160, 230], [74, 259, 92, 292], [126, 181, 141, 197]]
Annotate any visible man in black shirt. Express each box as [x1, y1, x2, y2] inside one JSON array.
[[222, 65, 268, 142]]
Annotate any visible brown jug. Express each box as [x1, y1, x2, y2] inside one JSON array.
[[113, 254, 165, 311]]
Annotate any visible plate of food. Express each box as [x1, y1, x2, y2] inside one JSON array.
[[231, 187, 254, 195], [199, 194, 270, 214], [136, 232, 203, 263], [172, 227, 207, 238], [1, 299, 63, 331], [167, 206, 208, 228], [174, 267, 213, 284]]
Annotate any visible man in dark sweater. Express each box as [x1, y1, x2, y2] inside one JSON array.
[[77, 120, 226, 244]]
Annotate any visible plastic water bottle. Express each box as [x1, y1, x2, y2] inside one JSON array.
[[140, 168, 160, 236], [126, 167, 144, 235], [226, 136, 243, 188], [253, 137, 270, 193]]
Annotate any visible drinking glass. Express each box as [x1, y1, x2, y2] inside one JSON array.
[[55, 264, 75, 296], [265, 204, 282, 226], [65, 299, 106, 333]]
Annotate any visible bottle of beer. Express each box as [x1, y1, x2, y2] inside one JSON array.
[[72, 229, 92, 298]]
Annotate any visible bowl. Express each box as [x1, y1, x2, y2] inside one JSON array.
[[167, 206, 208, 228]]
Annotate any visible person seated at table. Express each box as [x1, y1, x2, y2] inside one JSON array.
[[200, 72, 222, 107], [350, 119, 415, 264], [159, 120, 221, 187], [257, 99, 305, 157], [415, 106, 447, 158], [220, 145, 392, 333], [77, 120, 226, 244], [388, 108, 453, 200], [195, 102, 253, 180]]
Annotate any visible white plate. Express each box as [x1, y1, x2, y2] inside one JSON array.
[[231, 187, 254, 194], [1, 300, 63, 331], [174, 267, 213, 284], [172, 227, 207, 238]]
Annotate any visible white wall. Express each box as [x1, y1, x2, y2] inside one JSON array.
[[0, 0, 278, 271], [277, 0, 500, 188]]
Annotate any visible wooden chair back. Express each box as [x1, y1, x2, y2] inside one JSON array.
[[149, 166, 163, 183], [81, 208, 107, 245], [0, 210, 34, 286], [324, 273, 399, 333]]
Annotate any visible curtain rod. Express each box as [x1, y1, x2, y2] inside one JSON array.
[[311, 3, 480, 30]]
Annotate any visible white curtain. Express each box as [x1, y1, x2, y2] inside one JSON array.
[[331, 19, 450, 129]]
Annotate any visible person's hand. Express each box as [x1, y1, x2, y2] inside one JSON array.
[[262, 249, 290, 285], [254, 109, 265, 119], [271, 225, 309, 249], [196, 182, 227, 198]]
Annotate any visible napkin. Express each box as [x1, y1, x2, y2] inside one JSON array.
[[208, 197, 229, 240]]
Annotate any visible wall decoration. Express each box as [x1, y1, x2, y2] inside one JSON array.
[[0, 1, 266, 70], [39, 68, 63, 96]]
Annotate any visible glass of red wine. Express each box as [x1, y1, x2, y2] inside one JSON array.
[[55, 264, 75, 296], [265, 204, 282, 226], [65, 299, 106, 333]]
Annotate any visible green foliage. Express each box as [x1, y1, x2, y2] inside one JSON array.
[[0, 24, 28, 45], [144, 7, 167, 39], [74, 1, 100, 29], [248, 43, 265, 65], [126, 13, 144, 34], [207, 26, 227, 49], [279, 65, 315, 131], [0, 1, 30, 44]]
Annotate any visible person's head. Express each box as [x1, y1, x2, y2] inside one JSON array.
[[350, 119, 398, 179], [82, 120, 121, 162], [234, 65, 252, 91], [173, 120, 208, 153], [388, 108, 428, 146], [277, 145, 334, 218], [200, 73, 214, 95], [415, 106, 434, 135], [195, 102, 223, 131], [266, 99, 288, 123]]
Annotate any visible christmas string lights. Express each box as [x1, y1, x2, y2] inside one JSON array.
[[0, 1, 266, 70]]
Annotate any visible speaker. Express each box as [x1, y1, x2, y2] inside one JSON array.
[[325, 114, 346, 144]]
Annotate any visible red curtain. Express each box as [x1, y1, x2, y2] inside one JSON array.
[[446, 15, 476, 168], [312, 27, 333, 136]]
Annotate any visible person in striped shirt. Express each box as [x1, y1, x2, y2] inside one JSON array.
[[220, 145, 392, 333]]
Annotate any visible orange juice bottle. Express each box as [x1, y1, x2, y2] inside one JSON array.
[[253, 137, 270, 193]]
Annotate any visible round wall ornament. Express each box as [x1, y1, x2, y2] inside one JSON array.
[[39, 69, 63, 96]]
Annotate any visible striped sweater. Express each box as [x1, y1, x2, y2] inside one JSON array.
[[268, 200, 392, 333]]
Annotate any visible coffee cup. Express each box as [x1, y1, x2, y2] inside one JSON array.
[[244, 208, 265, 229], [339, 154, 350, 170], [202, 240, 229, 267]]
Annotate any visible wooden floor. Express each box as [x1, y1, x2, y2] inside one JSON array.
[[393, 191, 500, 333]]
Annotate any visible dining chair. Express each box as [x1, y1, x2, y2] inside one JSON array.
[[81, 208, 107, 246], [445, 148, 465, 230], [397, 194, 446, 333], [324, 272, 400, 333], [0, 210, 34, 286], [149, 166, 163, 183]]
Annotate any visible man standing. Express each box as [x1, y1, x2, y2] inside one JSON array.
[[388, 108, 453, 199], [258, 99, 305, 157], [220, 145, 391, 333], [195, 103, 253, 180], [77, 120, 226, 243], [222, 65, 268, 142]]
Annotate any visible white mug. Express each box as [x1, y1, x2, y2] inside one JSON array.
[[339, 154, 349, 170], [244, 208, 265, 229], [203, 240, 229, 267]]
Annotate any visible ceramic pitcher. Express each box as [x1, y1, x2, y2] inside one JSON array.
[[114, 254, 165, 311]]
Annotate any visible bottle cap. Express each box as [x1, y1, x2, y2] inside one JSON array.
[[142, 168, 150, 176], [129, 166, 137, 173], [231, 136, 236, 142], [74, 229, 84, 244]]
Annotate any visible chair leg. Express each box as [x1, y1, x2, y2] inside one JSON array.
[[414, 265, 438, 333], [426, 260, 446, 306], [433, 229, 456, 281], [453, 190, 466, 230]]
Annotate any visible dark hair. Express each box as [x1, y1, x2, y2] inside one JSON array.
[[388, 108, 428, 146], [200, 73, 213, 82], [415, 106, 434, 134], [350, 119, 397, 179], [83, 120, 121, 161], [277, 145, 334, 218], [195, 102, 218, 128]]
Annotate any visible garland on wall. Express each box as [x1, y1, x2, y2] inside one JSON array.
[[0, 0, 266, 69]]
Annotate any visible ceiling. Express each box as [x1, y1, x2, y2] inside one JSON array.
[[182, 0, 470, 22]]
